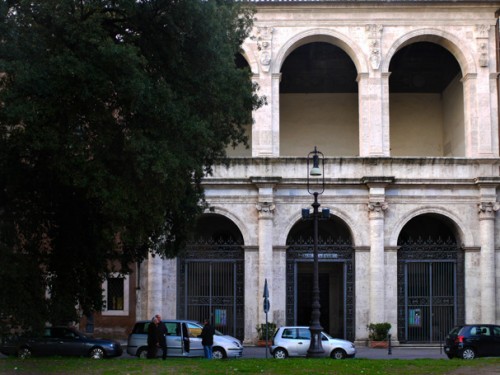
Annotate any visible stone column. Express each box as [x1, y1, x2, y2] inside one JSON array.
[[252, 26, 278, 157], [368, 201, 388, 324], [364, 177, 393, 324], [145, 253, 163, 319], [253, 177, 280, 328], [477, 200, 499, 323], [256, 201, 275, 326]]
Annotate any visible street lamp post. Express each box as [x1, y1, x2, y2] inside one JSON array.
[[305, 146, 326, 358]]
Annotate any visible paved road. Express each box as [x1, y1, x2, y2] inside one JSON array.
[[1, 345, 448, 360], [241, 345, 448, 360]]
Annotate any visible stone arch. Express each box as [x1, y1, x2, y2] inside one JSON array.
[[382, 28, 476, 75], [388, 206, 473, 247], [202, 206, 251, 245], [239, 44, 259, 75], [279, 206, 363, 247], [272, 28, 369, 75]]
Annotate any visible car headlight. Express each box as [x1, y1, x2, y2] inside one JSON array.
[[232, 341, 241, 348]]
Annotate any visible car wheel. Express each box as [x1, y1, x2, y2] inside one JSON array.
[[461, 347, 476, 360], [89, 347, 105, 359], [212, 347, 226, 359], [137, 348, 148, 359], [273, 348, 288, 359], [18, 347, 32, 359], [331, 349, 347, 359]]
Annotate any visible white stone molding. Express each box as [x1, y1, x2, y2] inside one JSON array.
[[475, 24, 490, 67], [365, 24, 383, 70], [388, 206, 473, 248], [257, 26, 274, 73], [256, 202, 276, 219], [381, 28, 476, 76], [477, 201, 500, 219], [272, 28, 368, 75], [367, 201, 389, 218]]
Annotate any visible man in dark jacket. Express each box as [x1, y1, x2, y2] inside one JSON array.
[[147, 316, 159, 359], [200, 318, 215, 359], [155, 314, 168, 360]]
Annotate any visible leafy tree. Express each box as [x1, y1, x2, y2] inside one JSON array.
[[0, 0, 262, 332]]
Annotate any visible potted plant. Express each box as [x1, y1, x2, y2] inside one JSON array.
[[256, 322, 276, 347], [367, 322, 391, 348]]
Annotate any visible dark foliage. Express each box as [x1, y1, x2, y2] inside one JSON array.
[[0, 0, 262, 333]]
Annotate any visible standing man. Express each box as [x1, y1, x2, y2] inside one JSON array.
[[147, 316, 159, 359], [155, 314, 168, 360], [200, 318, 215, 359]]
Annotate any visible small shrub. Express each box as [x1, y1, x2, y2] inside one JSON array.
[[367, 322, 391, 341]]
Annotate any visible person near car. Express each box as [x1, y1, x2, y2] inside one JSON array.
[[147, 316, 160, 359], [200, 318, 215, 359], [155, 314, 168, 360]]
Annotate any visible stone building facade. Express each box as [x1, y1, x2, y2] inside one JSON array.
[[92, 0, 500, 345]]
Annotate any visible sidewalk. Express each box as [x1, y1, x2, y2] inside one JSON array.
[[243, 345, 448, 360]]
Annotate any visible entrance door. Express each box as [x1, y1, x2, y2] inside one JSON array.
[[296, 262, 344, 337], [404, 261, 456, 342], [182, 260, 242, 339]]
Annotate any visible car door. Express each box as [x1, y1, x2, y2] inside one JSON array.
[[56, 328, 86, 356], [165, 322, 183, 357], [295, 328, 311, 357], [185, 322, 204, 357], [492, 326, 500, 357], [478, 326, 496, 357], [30, 328, 59, 356]]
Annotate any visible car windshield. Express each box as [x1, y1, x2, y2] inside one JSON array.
[[322, 331, 334, 339], [448, 326, 463, 335]]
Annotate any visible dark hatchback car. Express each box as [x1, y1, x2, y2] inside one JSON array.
[[0, 326, 122, 359], [444, 324, 500, 359]]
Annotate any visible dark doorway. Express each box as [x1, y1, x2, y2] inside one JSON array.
[[179, 214, 245, 340], [397, 214, 464, 343], [286, 216, 354, 341], [296, 262, 344, 338]]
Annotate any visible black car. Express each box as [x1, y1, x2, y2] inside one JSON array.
[[444, 324, 500, 359], [0, 326, 122, 359]]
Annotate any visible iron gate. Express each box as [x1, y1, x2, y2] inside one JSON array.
[[178, 238, 244, 340], [398, 237, 464, 343], [286, 236, 354, 341]]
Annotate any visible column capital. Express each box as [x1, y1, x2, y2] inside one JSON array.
[[368, 202, 388, 219], [478, 202, 500, 220], [256, 202, 276, 219]]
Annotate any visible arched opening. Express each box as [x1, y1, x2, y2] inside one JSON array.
[[286, 215, 354, 340], [179, 214, 244, 340], [389, 41, 464, 156], [397, 213, 464, 343], [280, 41, 359, 157]]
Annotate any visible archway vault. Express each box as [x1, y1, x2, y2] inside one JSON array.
[[396, 213, 464, 343], [179, 214, 245, 340], [285, 215, 355, 341]]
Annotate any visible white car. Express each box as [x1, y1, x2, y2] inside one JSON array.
[[127, 320, 243, 359], [271, 326, 355, 359]]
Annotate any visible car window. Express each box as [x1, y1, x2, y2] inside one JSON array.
[[63, 329, 76, 339], [187, 323, 202, 337], [282, 328, 296, 339], [43, 328, 51, 338], [132, 323, 146, 334], [165, 322, 180, 336], [493, 326, 500, 336], [479, 327, 491, 336], [297, 328, 311, 340]]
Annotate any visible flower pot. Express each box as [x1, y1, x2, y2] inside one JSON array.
[[369, 340, 389, 349], [257, 339, 270, 347]]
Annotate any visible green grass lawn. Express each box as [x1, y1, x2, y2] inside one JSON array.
[[1, 357, 500, 375]]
